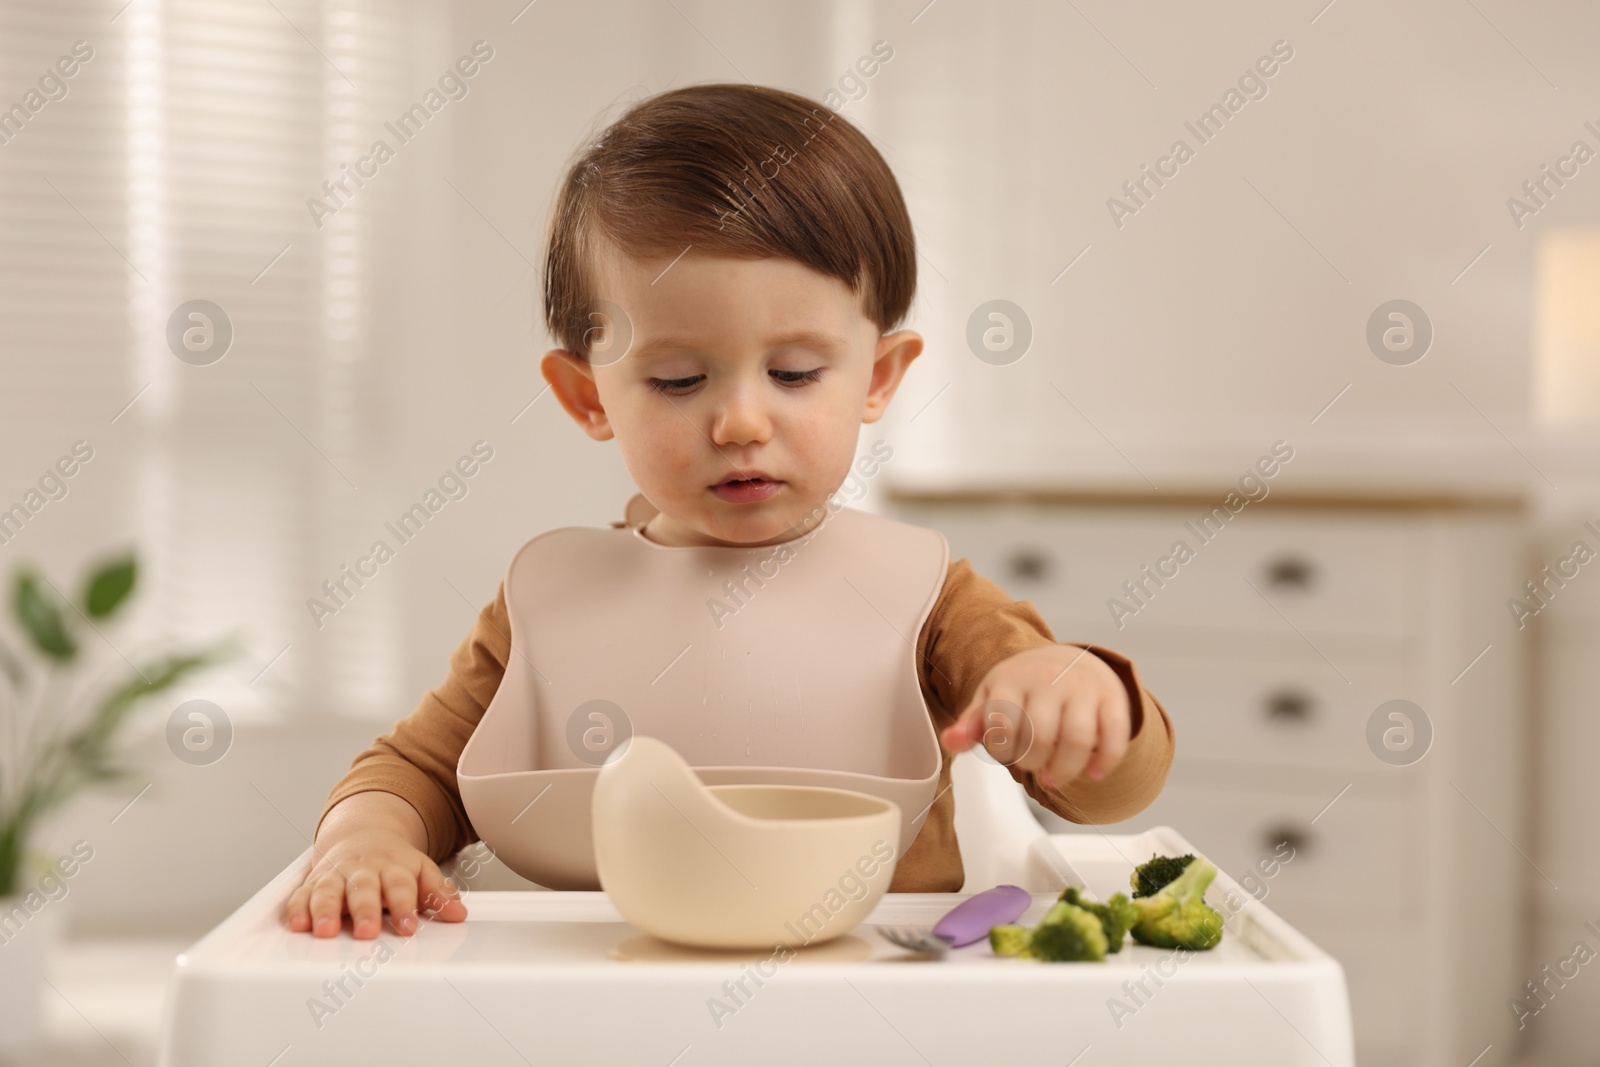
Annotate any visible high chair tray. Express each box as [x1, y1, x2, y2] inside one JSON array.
[[158, 827, 1353, 1066]]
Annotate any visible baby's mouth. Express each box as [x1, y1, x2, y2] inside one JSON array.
[[709, 473, 784, 502], [711, 470, 780, 488]]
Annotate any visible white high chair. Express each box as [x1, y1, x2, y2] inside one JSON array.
[[947, 748, 1050, 887], [158, 753, 1356, 1066]]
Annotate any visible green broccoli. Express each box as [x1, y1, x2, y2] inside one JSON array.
[[988, 899, 1109, 962], [1129, 855, 1225, 950], [1060, 886, 1137, 952], [1028, 900, 1110, 961], [988, 924, 1034, 959], [1130, 852, 1195, 898]]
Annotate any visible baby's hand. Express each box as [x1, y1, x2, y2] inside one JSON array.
[[284, 826, 467, 939], [938, 644, 1131, 789]]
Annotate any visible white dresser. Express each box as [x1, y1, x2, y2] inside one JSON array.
[[887, 489, 1529, 1067]]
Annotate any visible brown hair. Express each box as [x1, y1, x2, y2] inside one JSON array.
[[543, 83, 916, 360]]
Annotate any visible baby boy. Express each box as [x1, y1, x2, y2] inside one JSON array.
[[286, 82, 1174, 939]]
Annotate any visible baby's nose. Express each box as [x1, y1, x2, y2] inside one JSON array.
[[711, 389, 772, 445]]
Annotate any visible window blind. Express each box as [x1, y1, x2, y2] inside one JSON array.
[[0, 0, 408, 725]]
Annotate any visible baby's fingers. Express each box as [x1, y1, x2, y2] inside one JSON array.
[[938, 694, 987, 753], [284, 882, 314, 932], [1039, 696, 1098, 789], [307, 873, 348, 938], [417, 861, 467, 924], [286, 855, 350, 934], [1084, 698, 1131, 781], [382, 866, 421, 935], [345, 867, 385, 940]]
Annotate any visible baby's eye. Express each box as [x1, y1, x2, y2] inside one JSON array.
[[647, 375, 704, 395], [771, 368, 824, 387]]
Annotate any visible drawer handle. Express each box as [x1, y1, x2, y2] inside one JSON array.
[[1265, 825, 1310, 859], [1264, 690, 1315, 724], [1264, 555, 1316, 591], [1006, 547, 1051, 583]]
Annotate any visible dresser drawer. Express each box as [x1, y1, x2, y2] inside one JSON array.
[[1031, 781, 1419, 926], [1133, 655, 1415, 771], [904, 504, 1417, 639]]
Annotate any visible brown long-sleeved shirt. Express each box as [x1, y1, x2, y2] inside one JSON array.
[[316, 554, 1175, 892]]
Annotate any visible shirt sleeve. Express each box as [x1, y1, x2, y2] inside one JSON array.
[[313, 581, 512, 862], [915, 557, 1175, 826]]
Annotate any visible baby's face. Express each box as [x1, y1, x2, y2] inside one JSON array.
[[544, 243, 920, 547]]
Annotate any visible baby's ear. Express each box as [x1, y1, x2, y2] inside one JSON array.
[[541, 348, 613, 440], [862, 330, 922, 424]]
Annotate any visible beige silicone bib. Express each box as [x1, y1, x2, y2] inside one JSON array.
[[457, 492, 947, 890]]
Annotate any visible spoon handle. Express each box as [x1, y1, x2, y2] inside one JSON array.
[[931, 884, 1033, 947]]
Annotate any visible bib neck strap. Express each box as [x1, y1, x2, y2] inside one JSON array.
[[620, 492, 840, 551]]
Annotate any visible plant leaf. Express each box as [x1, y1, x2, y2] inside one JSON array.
[[10, 637, 241, 836], [13, 570, 76, 661], [83, 555, 137, 619], [79, 640, 240, 754]]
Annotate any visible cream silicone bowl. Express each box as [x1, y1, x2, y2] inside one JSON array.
[[591, 735, 903, 950]]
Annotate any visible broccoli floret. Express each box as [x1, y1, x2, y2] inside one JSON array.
[[1130, 852, 1195, 898], [988, 900, 1109, 962], [989, 924, 1034, 958], [1028, 900, 1109, 961], [1129, 855, 1225, 950], [1061, 886, 1137, 952]]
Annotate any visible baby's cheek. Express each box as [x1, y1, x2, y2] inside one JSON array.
[[803, 412, 860, 485], [620, 415, 694, 488]]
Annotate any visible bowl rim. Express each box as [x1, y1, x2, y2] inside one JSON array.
[[699, 782, 900, 829], [461, 763, 932, 783]]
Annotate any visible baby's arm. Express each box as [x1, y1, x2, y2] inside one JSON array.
[[919, 559, 1175, 822], [284, 582, 514, 938]]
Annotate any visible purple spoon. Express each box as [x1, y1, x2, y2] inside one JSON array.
[[879, 884, 1033, 953]]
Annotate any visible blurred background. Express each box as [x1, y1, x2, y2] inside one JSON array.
[[2, 0, 1598, 1063]]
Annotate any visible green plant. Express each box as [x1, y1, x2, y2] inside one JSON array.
[[0, 552, 237, 896]]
